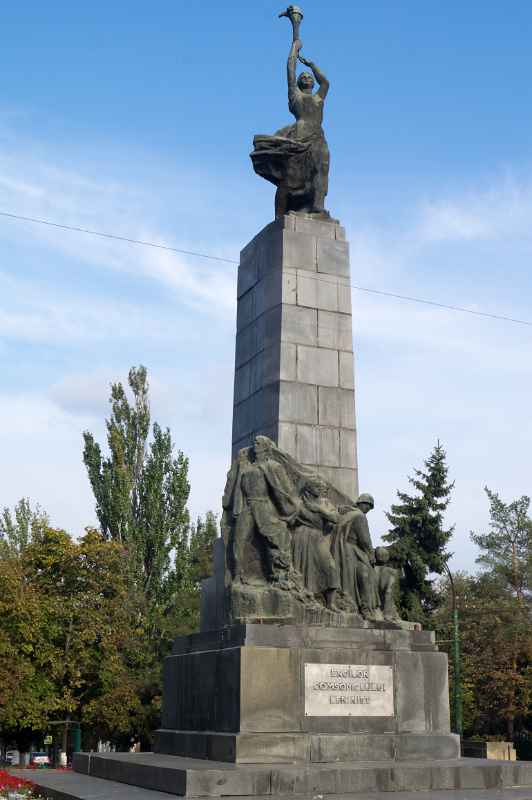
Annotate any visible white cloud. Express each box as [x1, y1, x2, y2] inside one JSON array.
[[2, 130, 532, 576], [0, 146, 237, 321], [417, 173, 532, 243]]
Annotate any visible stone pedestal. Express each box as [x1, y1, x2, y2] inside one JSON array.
[[67, 624, 532, 797], [232, 214, 358, 500], [154, 624, 458, 765]]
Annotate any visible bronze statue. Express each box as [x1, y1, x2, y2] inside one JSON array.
[[333, 494, 401, 623], [290, 476, 340, 609], [222, 436, 404, 626], [251, 6, 331, 218]]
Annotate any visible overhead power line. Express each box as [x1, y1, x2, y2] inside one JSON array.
[[1, 209, 531, 329], [0, 210, 236, 264]]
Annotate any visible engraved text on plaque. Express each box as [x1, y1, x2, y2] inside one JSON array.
[[304, 663, 394, 716]]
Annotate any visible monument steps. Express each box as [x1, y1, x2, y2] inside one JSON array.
[[72, 752, 532, 797]]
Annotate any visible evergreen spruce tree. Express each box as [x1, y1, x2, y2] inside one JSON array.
[[384, 441, 454, 623]]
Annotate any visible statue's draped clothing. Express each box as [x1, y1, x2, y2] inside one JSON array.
[[332, 509, 380, 611], [291, 495, 339, 595], [251, 87, 329, 214]]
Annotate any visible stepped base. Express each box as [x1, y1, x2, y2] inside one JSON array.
[[71, 752, 532, 797], [155, 731, 460, 764]]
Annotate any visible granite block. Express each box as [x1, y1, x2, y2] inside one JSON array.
[[340, 428, 357, 469], [318, 426, 340, 467], [236, 288, 255, 332], [396, 651, 426, 733], [283, 230, 317, 270], [278, 421, 296, 454], [339, 350, 354, 389], [298, 272, 338, 311], [240, 646, 300, 732], [297, 345, 339, 387], [317, 238, 350, 277], [296, 424, 318, 465], [279, 341, 297, 381], [281, 304, 317, 346], [338, 278, 352, 313], [278, 381, 318, 424], [318, 310, 353, 351]]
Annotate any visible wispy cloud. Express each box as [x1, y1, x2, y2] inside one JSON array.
[[417, 173, 532, 243], [0, 144, 237, 321], [2, 128, 532, 573]]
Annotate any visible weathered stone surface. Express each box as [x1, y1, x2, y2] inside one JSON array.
[[69, 754, 532, 796], [222, 437, 399, 626], [297, 345, 339, 386], [231, 217, 358, 500], [22, 764, 532, 800], [317, 238, 350, 277]]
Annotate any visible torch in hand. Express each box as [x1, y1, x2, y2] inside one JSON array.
[[279, 5, 304, 43]]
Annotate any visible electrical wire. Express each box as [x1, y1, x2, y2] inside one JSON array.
[[2, 209, 532, 328]]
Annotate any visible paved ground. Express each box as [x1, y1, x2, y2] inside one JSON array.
[[15, 768, 532, 800]]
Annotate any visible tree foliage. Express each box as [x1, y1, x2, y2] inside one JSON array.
[[433, 572, 532, 739], [471, 488, 531, 601], [82, 366, 191, 609], [1, 368, 219, 749], [0, 521, 148, 749], [384, 441, 454, 623], [0, 498, 48, 555]]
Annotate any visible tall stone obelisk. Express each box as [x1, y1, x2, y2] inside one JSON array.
[[231, 212, 358, 499], [231, 4, 358, 500]]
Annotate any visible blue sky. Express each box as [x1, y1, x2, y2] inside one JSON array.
[[1, 0, 532, 572]]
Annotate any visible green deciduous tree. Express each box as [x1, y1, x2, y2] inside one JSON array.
[[82, 367, 218, 743], [471, 488, 532, 601], [0, 524, 149, 751], [82, 366, 191, 610], [384, 441, 454, 624], [0, 498, 48, 555], [433, 572, 532, 740]]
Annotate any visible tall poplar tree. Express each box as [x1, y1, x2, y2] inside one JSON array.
[[82, 366, 191, 609], [384, 441, 454, 623]]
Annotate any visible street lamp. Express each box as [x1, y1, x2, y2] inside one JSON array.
[[443, 562, 463, 738]]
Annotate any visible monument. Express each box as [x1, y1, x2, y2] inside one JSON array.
[[232, 5, 358, 500], [27, 7, 532, 799]]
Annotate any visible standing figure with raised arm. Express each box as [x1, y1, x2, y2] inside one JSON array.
[[251, 6, 331, 218]]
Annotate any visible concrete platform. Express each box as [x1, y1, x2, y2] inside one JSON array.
[[17, 767, 532, 800], [68, 753, 532, 797]]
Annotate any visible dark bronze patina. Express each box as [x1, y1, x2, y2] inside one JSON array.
[[251, 6, 331, 218]]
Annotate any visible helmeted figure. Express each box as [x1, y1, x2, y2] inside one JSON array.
[[222, 437, 404, 625], [333, 494, 401, 622]]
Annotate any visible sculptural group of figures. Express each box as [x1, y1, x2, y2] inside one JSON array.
[[222, 436, 401, 623]]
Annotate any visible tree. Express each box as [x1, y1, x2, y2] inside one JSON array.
[[471, 488, 531, 601], [433, 572, 532, 740], [0, 498, 48, 555], [384, 441, 454, 623], [82, 366, 191, 607], [0, 525, 149, 751]]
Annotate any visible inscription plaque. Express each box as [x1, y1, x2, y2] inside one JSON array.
[[304, 663, 394, 717]]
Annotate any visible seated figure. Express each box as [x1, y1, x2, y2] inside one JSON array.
[[333, 494, 400, 622]]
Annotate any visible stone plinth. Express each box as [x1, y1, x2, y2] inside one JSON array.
[[154, 624, 458, 765], [232, 213, 358, 500]]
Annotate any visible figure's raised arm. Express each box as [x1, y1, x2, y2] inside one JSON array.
[[287, 38, 302, 109], [298, 54, 329, 98]]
